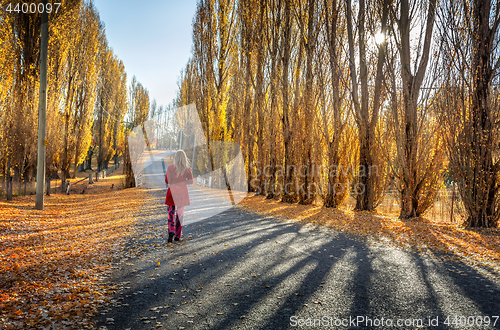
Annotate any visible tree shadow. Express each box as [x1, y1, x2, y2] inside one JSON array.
[[93, 195, 500, 330]]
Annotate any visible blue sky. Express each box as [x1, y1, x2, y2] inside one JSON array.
[[93, 0, 198, 109]]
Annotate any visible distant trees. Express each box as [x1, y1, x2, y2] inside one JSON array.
[[0, 0, 151, 195], [0, 0, 51, 193], [123, 76, 150, 188], [94, 45, 128, 173], [59, 1, 102, 188]]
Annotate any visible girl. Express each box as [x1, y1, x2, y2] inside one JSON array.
[[165, 150, 193, 243]]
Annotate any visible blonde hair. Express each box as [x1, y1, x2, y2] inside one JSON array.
[[173, 150, 190, 175]]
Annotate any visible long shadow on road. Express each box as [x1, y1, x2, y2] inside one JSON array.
[[94, 199, 500, 330]]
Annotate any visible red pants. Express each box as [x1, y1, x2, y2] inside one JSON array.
[[168, 205, 184, 239]]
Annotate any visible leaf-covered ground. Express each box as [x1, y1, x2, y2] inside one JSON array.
[[2, 179, 500, 329], [239, 195, 500, 277], [0, 174, 156, 329]]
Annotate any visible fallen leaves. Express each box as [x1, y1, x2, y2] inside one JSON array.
[[0, 175, 155, 329]]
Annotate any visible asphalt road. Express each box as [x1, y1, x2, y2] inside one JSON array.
[[93, 185, 500, 330], [139, 150, 246, 224]]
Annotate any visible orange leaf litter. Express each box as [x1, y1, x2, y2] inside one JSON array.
[[239, 194, 500, 274], [2, 179, 500, 328], [0, 173, 156, 329]]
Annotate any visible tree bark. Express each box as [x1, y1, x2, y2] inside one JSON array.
[[123, 129, 135, 188], [281, 0, 296, 203], [299, 0, 317, 204], [323, 0, 347, 208], [398, 0, 437, 219], [346, 0, 388, 211], [463, 0, 499, 227], [266, 0, 281, 200], [255, 0, 267, 196]]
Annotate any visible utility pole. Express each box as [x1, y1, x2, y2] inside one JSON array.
[[35, 1, 49, 210]]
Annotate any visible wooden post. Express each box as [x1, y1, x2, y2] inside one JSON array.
[[6, 176, 12, 201], [450, 185, 455, 223], [46, 177, 51, 196]]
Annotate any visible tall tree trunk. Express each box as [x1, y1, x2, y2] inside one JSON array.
[[280, 0, 293, 202], [266, 0, 281, 200], [123, 129, 135, 188], [255, 0, 267, 196], [464, 0, 500, 227], [242, 0, 254, 192], [398, 0, 437, 219], [6, 155, 12, 201], [62, 110, 71, 192], [299, 0, 317, 204], [346, 0, 388, 211], [323, 0, 346, 208], [61, 72, 74, 192]]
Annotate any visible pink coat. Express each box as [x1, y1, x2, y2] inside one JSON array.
[[165, 165, 193, 206]]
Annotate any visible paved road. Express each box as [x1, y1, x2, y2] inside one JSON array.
[[140, 151, 246, 224], [140, 150, 174, 190], [94, 186, 500, 330]]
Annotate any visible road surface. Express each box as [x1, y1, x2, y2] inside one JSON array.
[[93, 186, 500, 330]]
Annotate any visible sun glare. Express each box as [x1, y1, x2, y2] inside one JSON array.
[[374, 32, 385, 44]]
